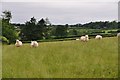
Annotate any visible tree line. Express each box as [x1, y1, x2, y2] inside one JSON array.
[[0, 10, 119, 44], [1, 10, 68, 44]]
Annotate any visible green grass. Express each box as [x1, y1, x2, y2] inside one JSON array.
[[0, 43, 2, 78], [2, 37, 118, 78], [68, 28, 118, 36]]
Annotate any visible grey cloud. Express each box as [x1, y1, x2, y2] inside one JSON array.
[[1, 2, 118, 24]]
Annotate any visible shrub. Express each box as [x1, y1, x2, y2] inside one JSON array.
[[0, 36, 9, 44], [108, 31, 117, 33]]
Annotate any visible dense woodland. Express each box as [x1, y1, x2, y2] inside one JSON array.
[[0, 10, 120, 44]]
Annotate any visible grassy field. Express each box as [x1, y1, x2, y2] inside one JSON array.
[[0, 43, 2, 78], [2, 37, 118, 78]]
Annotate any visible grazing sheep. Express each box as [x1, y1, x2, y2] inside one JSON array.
[[95, 35, 102, 40], [31, 41, 38, 47], [80, 35, 89, 42], [85, 35, 89, 41], [117, 33, 120, 38], [76, 38, 80, 40], [15, 40, 22, 47]]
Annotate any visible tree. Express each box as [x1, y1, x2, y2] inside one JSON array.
[[20, 18, 50, 40], [2, 10, 12, 23], [44, 18, 52, 39], [0, 18, 2, 36], [109, 21, 118, 29], [55, 24, 68, 38], [2, 10, 18, 44], [37, 18, 51, 39], [20, 17, 37, 40], [118, 22, 120, 29], [72, 29, 78, 35], [45, 17, 51, 25], [36, 18, 46, 39]]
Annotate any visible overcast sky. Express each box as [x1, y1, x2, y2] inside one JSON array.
[[1, 0, 119, 24]]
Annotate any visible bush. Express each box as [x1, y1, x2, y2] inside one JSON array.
[[0, 36, 9, 44], [2, 17, 18, 44], [108, 31, 117, 33], [117, 29, 120, 33]]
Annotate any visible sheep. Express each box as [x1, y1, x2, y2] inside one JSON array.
[[95, 35, 102, 40], [31, 41, 38, 47], [80, 35, 89, 42], [15, 39, 22, 47], [85, 35, 89, 41], [76, 38, 80, 40], [117, 33, 120, 38]]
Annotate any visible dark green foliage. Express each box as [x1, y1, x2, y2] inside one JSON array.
[[20, 17, 50, 41], [70, 24, 82, 27], [72, 29, 78, 35], [1, 10, 119, 42], [1, 10, 18, 44], [2, 21, 18, 43], [118, 22, 120, 29], [117, 29, 120, 33], [81, 21, 118, 29], [37, 18, 47, 39], [54, 24, 68, 38], [108, 30, 118, 33], [20, 17, 38, 40], [0, 19, 2, 36], [2, 10, 12, 23]]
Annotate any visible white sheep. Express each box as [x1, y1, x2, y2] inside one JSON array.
[[76, 38, 80, 40], [31, 41, 38, 47], [95, 35, 102, 40], [117, 33, 120, 38], [80, 35, 89, 42], [15, 40, 22, 47]]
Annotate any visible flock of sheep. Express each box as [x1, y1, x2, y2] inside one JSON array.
[[76, 35, 102, 42], [15, 33, 120, 47], [15, 40, 38, 47]]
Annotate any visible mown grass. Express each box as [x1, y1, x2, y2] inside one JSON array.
[[2, 37, 118, 78]]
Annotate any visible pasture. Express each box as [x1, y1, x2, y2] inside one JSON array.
[[0, 43, 2, 78], [2, 37, 118, 78]]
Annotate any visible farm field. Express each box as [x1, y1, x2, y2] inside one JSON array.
[[2, 37, 118, 78]]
